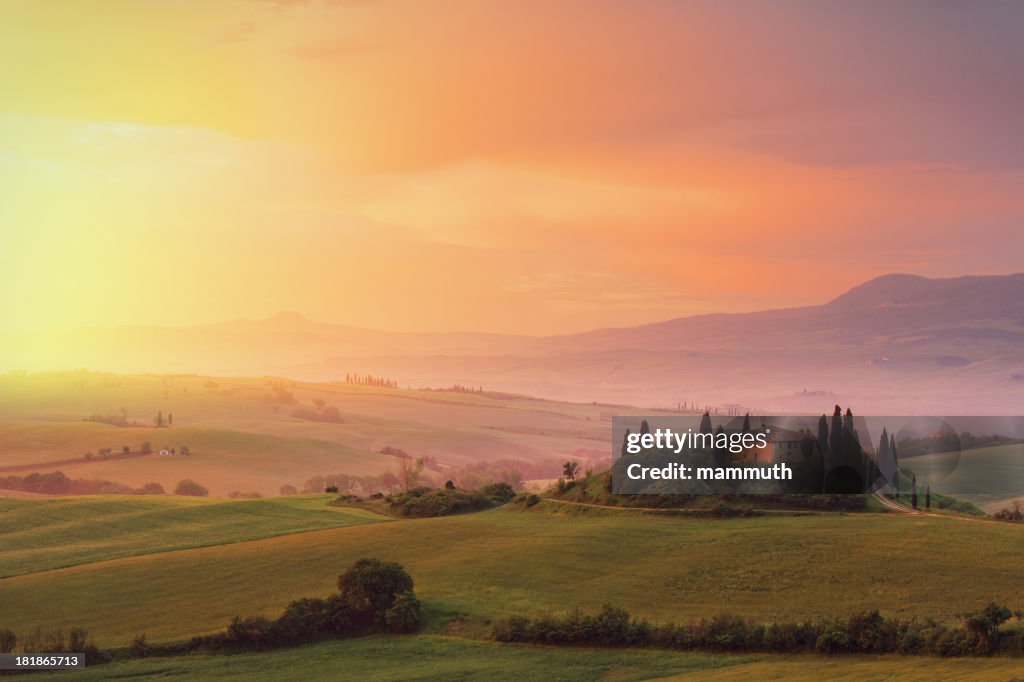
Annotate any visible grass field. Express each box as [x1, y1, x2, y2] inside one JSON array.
[[28, 635, 1024, 681], [901, 443, 1024, 513], [0, 372, 624, 495], [2, 502, 1021, 647], [0, 494, 388, 577]]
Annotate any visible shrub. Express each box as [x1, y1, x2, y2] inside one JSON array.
[[174, 479, 209, 496], [815, 621, 850, 654], [273, 598, 330, 644], [129, 633, 151, 658], [338, 558, 415, 626], [389, 488, 494, 517], [225, 616, 275, 651], [279, 484, 298, 496], [480, 482, 516, 503], [384, 591, 422, 633], [0, 628, 15, 653], [323, 594, 356, 634], [489, 604, 1023, 658]]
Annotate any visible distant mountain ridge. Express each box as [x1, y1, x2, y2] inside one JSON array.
[[5, 273, 1023, 412]]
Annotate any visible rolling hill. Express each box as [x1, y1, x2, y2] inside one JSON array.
[[4, 273, 1022, 412], [1, 502, 1021, 647], [0, 372, 629, 496]]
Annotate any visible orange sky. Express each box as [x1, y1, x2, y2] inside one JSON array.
[[2, 0, 1023, 335]]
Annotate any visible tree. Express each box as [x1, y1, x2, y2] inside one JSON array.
[[698, 411, 712, 435], [384, 591, 422, 633], [911, 473, 918, 509], [0, 628, 15, 653], [337, 558, 415, 625], [742, 412, 751, 433], [563, 461, 580, 483], [155, 411, 164, 427], [141, 441, 152, 454], [279, 484, 298, 496], [829, 405, 843, 453], [397, 457, 424, 492], [926, 485, 931, 509], [174, 479, 209, 497], [123, 445, 131, 455], [817, 414, 829, 453], [180, 445, 190, 456], [964, 603, 1012, 652], [444, 479, 456, 490], [168, 413, 173, 426]]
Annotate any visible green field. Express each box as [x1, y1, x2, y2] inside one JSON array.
[[2, 501, 1022, 647], [901, 443, 1024, 513], [0, 372, 621, 496], [28, 635, 1024, 681], [0, 495, 389, 577]]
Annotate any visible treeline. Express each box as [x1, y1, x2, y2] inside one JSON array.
[[0, 559, 419, 665], [85, 442, 190, 460], [554, 472, 869, 512], [995, 500, 1023, 522], [344, 373, 399, 389], [445, 460, 525, 490], [85, 413, 142, 428], [304, 458, 528, 497], [494, 603, 1024, 657], [0, 472, 163, 496], [85, 411, 174, 428], [897, 432, 1020, 458], [186, 558, 420, 653], [418, 384, 483, 394], [0, 626, 104, 664], [378, 483, 517, 518], [304, 473, 402, 496]]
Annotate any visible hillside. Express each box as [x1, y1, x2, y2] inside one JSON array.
[[4, 273, 1022, 411], [0, 372, 628, 496], [1, 502, 1021, 647], [0, 494, 388, 577]]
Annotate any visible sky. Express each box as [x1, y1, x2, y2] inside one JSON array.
[[2, 0, 1024, 335]]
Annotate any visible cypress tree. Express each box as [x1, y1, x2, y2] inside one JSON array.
[[911, 473, 918, 509], [742, 412, 751, 433], [818, 415, 829, 452], [698, 411, 712, 435], [829, 405, 843, 453]]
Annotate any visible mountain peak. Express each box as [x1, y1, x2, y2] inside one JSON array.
[[826, 272, 1024, 310], [267, 311, 309, 323]]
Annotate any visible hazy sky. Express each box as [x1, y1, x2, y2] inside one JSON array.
[[2, 0, 1023, 334]]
